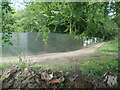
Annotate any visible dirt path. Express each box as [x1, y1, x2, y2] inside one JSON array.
[[0, 42, 105, 65]]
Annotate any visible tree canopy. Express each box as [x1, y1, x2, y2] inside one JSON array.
[[1, 1, 15, 46], [1, 1, 119, 45]]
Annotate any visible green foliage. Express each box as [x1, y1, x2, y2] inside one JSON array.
[[110, 2, 120, 28], [1, 2, 119, 45], [12, 2, 118, 41], [18, 61, 27, 70], [1, 1, 15, 46], [0, 77, 5, 81], [18, 56, 28, 70], [98, 40, 118, 53]]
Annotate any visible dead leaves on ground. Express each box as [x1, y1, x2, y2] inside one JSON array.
[[0, 65, 118, 89]]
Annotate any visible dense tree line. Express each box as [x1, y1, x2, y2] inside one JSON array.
[[1, 1, 119, 45], [1, 1, 15, 46]]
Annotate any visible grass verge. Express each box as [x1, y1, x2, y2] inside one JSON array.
[[79, 56, 118, 76], [78, 40, 118, 76], [98, 40, 118, 53]]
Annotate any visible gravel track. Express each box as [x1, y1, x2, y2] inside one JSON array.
[[0, 42, 105, 66]]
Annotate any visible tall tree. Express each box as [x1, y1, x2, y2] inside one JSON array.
[[14, 2, 118, 40]]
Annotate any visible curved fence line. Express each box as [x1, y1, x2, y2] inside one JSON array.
[[0, 32, 103, 57]]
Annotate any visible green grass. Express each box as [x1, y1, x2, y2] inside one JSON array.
[[98, 40, 118, 53], [31, 64, 75, 72], [0, 61, 28, 71], [0, 40, 118, 78], [79, 56, 118, 76], [31, 64, 53, 71], [0, 62, 17, 70], [31, 55, 118, 77], [79, 40, 118, 76]]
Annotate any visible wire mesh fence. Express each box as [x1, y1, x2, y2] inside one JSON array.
[[0, 32, 103, 57]]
